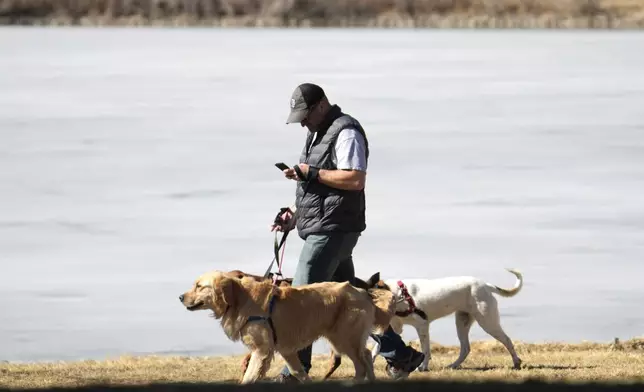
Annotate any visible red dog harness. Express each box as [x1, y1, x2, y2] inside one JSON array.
[[395, 281, 427, 320]]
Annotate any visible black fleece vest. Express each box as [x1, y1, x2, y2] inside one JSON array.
[[295, 105, 369, 239]]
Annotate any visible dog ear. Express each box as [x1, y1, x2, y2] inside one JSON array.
[[210, 275, 238, 315], [366, 272, 380, 287], [219, 277, 237, 307], [352, 276, 368, 290]]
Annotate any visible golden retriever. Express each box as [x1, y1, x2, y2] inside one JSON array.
[[179, 270, 395, 384], [228, 270, 388, 381]]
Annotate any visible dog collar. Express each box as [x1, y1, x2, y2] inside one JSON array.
[[395, 281, 427, 320]]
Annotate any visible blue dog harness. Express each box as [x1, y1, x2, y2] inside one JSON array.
[[244, 293, 279, 344]]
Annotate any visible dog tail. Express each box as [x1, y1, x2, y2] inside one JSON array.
[[488, 268, 523, 297]]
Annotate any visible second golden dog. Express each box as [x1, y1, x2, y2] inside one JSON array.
[[179, 270, 395, 383]]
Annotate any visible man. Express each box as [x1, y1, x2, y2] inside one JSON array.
[[270, 83, 424, 382]]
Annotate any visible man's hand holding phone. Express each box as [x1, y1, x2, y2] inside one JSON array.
[[275, 162, 299, 180]]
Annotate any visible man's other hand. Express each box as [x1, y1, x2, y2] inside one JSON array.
[[270, 208, 295, 232]]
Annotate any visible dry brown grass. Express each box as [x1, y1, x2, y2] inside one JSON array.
[[0, 0, 643, 28], [2, 338, 644, 390]]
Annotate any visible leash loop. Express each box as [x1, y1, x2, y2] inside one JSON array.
[[264, 207, 292, 283]]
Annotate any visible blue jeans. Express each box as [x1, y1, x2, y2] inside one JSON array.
[[280, 232, 413, 377]]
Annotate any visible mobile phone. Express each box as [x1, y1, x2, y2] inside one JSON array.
[[275, 162, 290, 171]]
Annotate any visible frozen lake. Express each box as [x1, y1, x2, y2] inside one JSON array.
[[1, 27, 643, 363]]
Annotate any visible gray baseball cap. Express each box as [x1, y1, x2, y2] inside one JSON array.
[[286, 83, 326, 124]]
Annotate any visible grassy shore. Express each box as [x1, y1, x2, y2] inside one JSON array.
[[0, 0, 643, 28], [2, 338, 644, 390]]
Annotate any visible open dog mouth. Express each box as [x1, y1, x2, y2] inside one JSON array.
[[186, 301, 205, 311]]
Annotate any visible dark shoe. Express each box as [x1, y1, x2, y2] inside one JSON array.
[[273, 373, 300, 384], [404, 349, 425, 372], [385, 348, 425, 379]]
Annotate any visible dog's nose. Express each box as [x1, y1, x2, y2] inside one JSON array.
[[179, 294, 184, 302]]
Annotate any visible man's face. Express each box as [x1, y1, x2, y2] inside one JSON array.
[[300, 102, 324, 131]]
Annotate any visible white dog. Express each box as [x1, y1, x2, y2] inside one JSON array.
[[371, 269, 523, 371]]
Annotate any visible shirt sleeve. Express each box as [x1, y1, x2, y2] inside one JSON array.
[[334, 128, 368, 172]]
